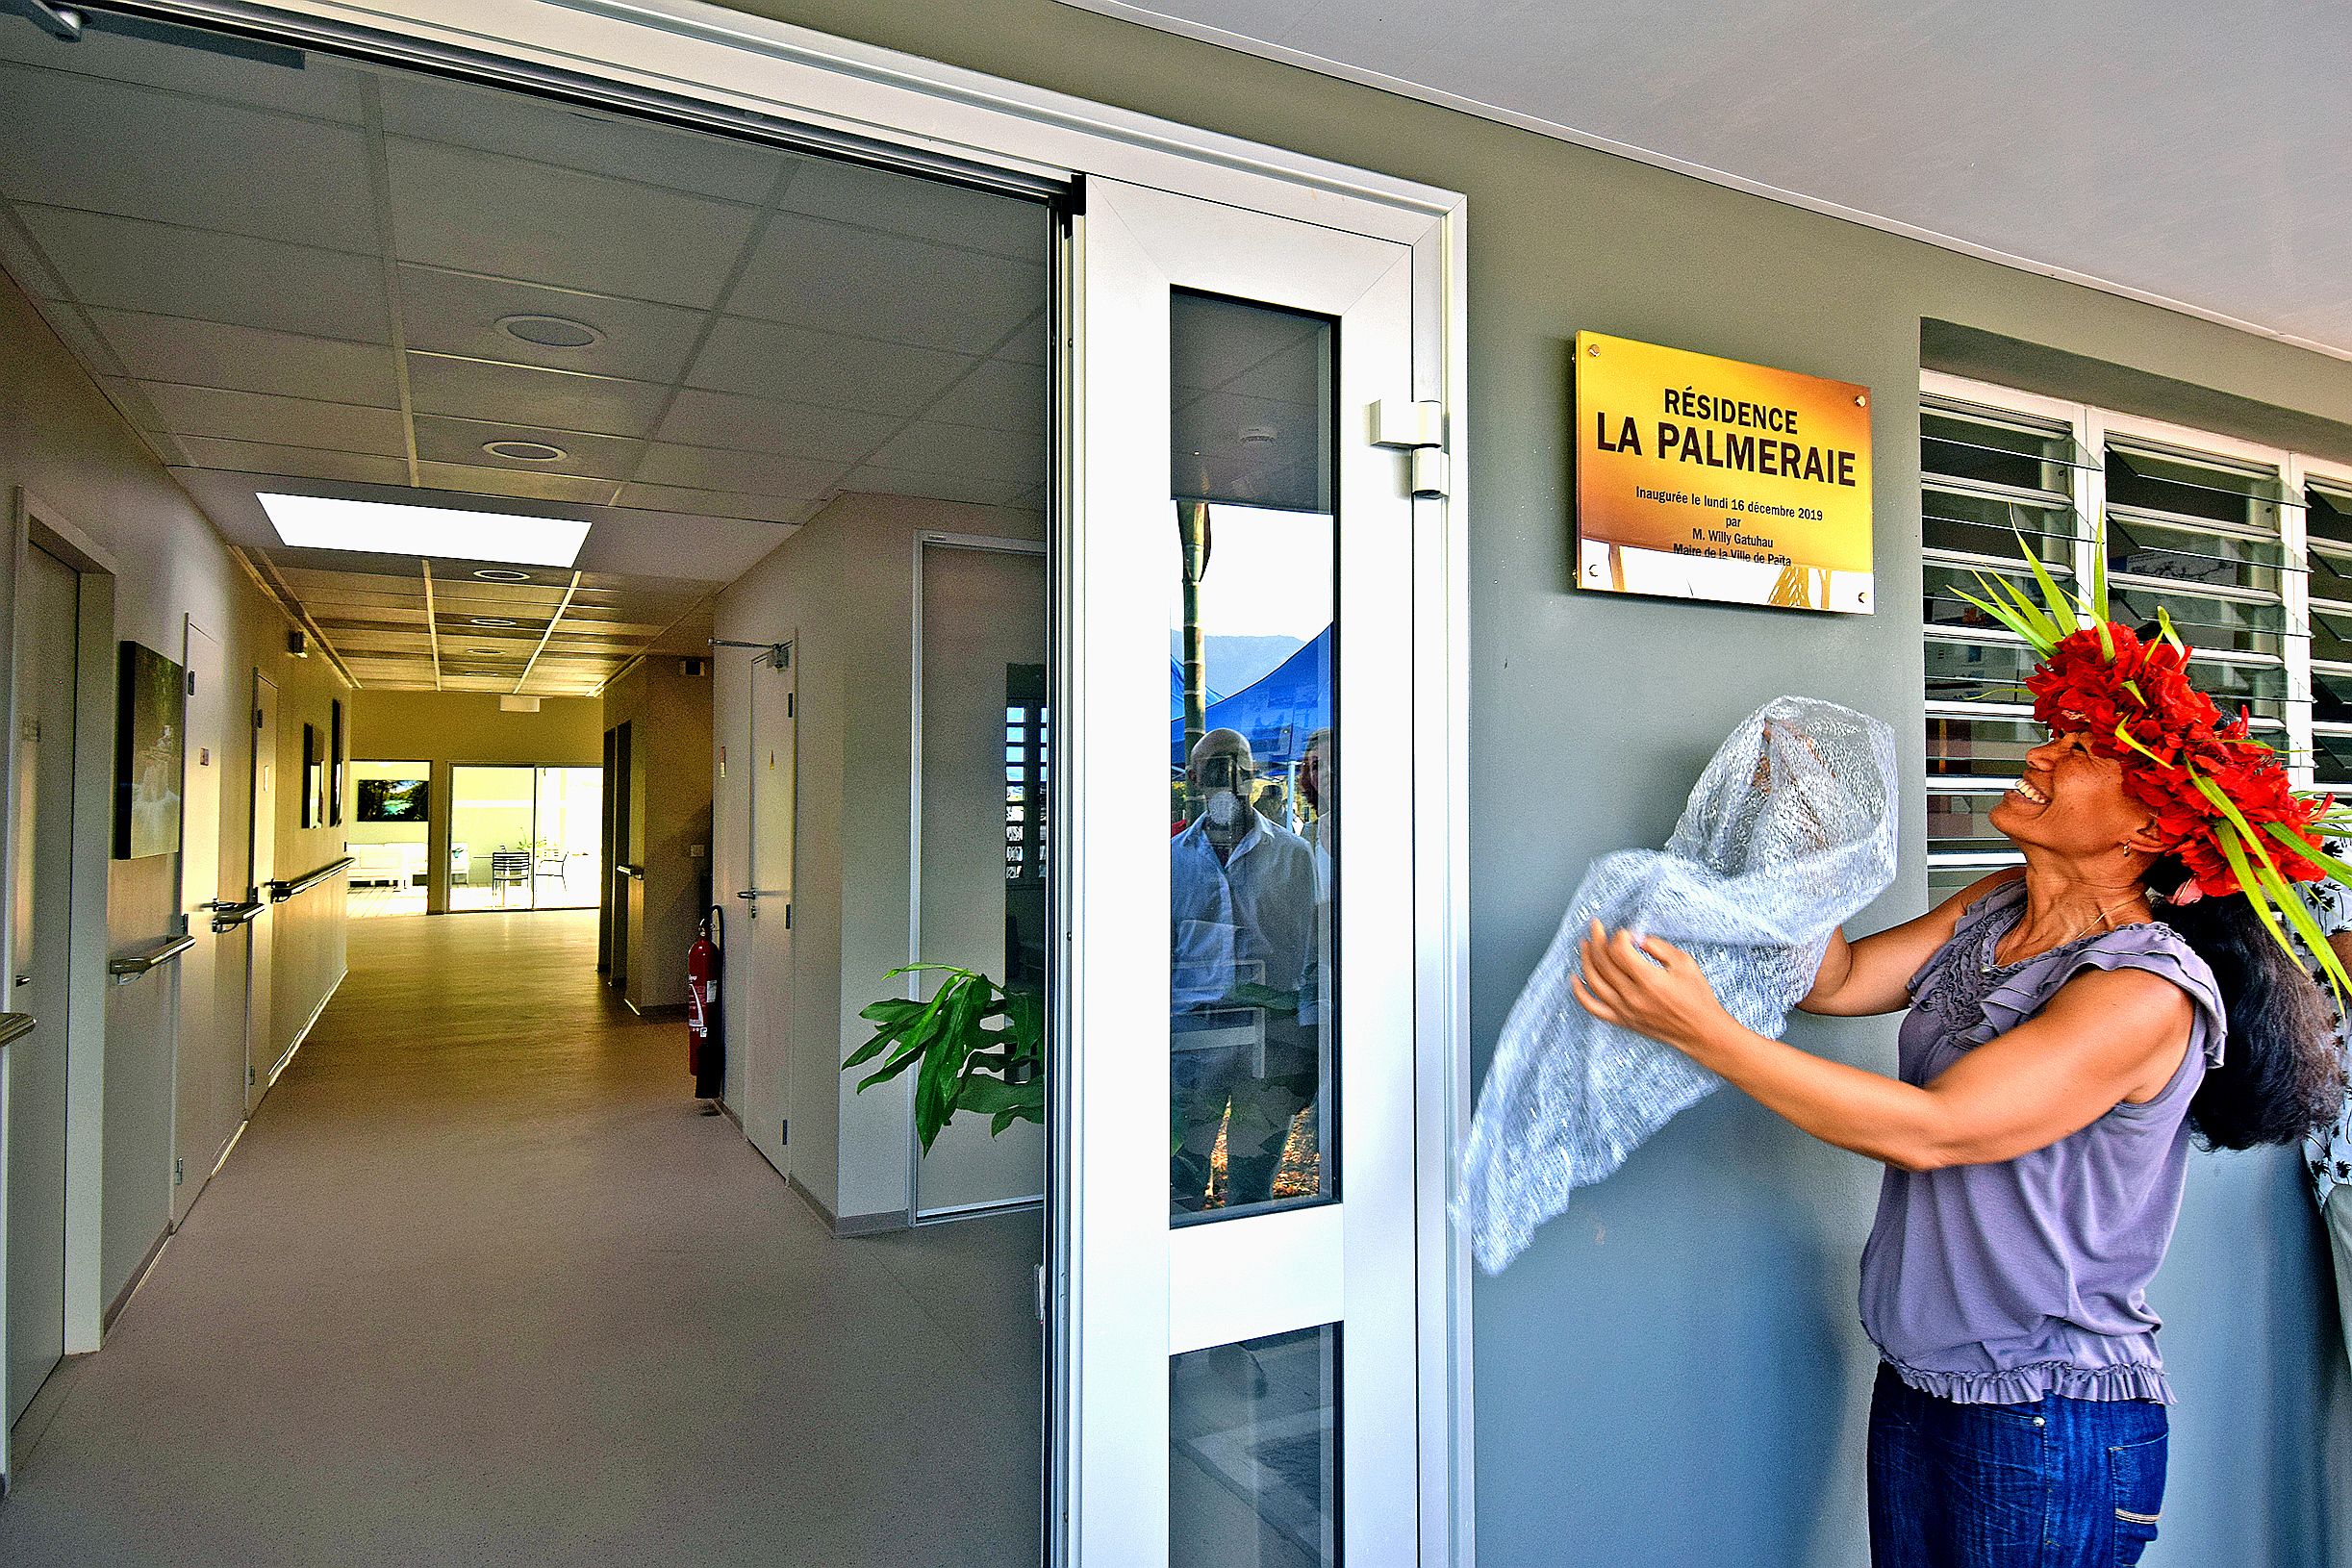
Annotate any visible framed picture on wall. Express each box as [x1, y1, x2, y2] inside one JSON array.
[[301, 722, 323, 829], [113, 640, 186, 859], [329, 698, 344, 826]]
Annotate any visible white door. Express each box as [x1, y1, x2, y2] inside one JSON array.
[[245, 671, 277, 1107], [172, 619, 230, 1221], [740, 645, 797, 1176], [916, 542, 1049, 1218], [1061, 179, 1422, 1566], [6, 544, 79, 1426]]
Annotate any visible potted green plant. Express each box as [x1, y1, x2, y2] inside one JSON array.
[[845, 965, 1044, 1151]]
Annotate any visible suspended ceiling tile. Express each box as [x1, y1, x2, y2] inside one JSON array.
[[405, 354, 671, 439], [996, 312, 1049, 367], [0, 67, 377, 250], [774, 157, 1049, 263], [0, 214, 67, 298], [168, 439, 410, 486], [687, 316, 973, 415], [1174, 302, 1322, 392], [139, 382, 408, 454], [868, 418, 1044, 486], [924, 358, 1047, 435], [413, 460, 617, 506], [384, 139, 760, 311], [394, 266, 708, 385], [843, 465, 1031, 508], [90, 310, 400, 405], [0, 24, 370, 121], [630, 443, 845, 498], [413, 414, 645, 482], [609, 482, 821, 527], [652, 387, 898, 465], [375, 73, 787, 204], [18, 207, 391, 341], [329, 629, 441, 654], [726, 213, 1047, 355]]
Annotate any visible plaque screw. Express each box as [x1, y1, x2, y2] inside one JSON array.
[[1855, 393, 1867, 407], [1587, 343, 1600, 356]]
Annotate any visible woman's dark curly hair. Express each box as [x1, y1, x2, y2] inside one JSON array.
[[2147, 853, 2345, 1149]]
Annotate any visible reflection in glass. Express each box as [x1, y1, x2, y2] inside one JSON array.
[[1171, 1326, 1339, 1567], [1168, 291, 1337, 1221]]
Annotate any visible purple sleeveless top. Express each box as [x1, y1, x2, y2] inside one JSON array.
[[1859, 879, 2223, 1405]]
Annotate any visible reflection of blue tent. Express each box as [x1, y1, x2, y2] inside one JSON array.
[[1169, 659, 1224, 721], [1171, 626, 1330, 771]]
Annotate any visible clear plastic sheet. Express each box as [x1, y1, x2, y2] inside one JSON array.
[[1461, 696, 1901, 1274]]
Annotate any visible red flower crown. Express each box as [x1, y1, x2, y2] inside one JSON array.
[[1959, 534, 2352, 992], [2028, 624, 2321, 898]]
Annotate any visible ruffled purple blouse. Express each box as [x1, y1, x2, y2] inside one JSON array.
[[1859, 878, 2223, 1405]]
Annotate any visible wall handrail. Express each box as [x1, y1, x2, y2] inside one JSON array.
[[203, 898, 267, 932], [267, 856, 354, 903], [109, 933, 196, 982], [0, 1013, 34, 1050]]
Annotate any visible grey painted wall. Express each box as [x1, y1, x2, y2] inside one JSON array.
[[704, 4, 2351, 1561]]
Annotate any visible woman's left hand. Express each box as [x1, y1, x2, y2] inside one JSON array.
[[1572, 921, 1734, 1055]]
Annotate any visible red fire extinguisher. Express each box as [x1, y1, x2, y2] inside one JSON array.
[[687, 905, 723, 1103]]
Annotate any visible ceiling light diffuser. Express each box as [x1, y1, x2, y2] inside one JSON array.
[[473, 569, 533, 582], [257, 493, 589, 569], [483, 440, 567, 463], [497, 313, 601, 348]]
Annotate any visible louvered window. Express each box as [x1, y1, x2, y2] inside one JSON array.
[[1920, 375, 2321, 900]]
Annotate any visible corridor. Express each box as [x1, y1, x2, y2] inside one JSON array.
[[0, 911, 1042, 1567]]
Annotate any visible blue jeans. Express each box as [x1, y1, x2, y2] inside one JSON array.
[[1867, 1364, 2168, 1568]]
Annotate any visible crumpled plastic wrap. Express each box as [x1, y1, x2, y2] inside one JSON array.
[[1461, 695, 1900, 1274]]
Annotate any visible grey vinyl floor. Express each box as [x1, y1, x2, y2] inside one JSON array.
[[0, 909, 1045, 1567]]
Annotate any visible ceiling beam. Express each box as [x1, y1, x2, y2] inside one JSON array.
[[512, 570, 582, 695]]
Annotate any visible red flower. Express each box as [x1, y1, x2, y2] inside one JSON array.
[[2026, 623, 2323, 897]]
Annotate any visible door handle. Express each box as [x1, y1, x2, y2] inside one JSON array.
[[13, 974, 26, 987]]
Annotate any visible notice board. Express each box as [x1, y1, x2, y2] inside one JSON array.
[[1575, 331, 1874, 614]]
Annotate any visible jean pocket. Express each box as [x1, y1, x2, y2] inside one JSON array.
[[2108, 1430, 2167, 1567]]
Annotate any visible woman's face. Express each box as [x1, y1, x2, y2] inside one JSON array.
[[1989, 726, 2158, 861]]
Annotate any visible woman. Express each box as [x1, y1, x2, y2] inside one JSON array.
[[1575, 598, 2343, 1568]]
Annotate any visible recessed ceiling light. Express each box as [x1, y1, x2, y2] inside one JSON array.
[[469, 616, 518, 627], [473, 568, 534, 582], [496, 313, 601, 349], [258, 493, 588, 569], [483, 439, 567, 463], [469, 647, 505, 655]]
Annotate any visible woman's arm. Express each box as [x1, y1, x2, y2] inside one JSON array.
[[1797, 867, 2024, 1017], [1575, 924, 2191, 1170]]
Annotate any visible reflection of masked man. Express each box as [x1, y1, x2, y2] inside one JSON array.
[[1170, 728, 1321, 1211]]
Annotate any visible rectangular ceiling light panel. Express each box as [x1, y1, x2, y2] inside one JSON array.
[[257, 493, 589, 568]]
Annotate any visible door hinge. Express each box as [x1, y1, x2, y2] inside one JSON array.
[[1372, 398, 1451, 497], [786, 693, 795, 719], [247, 1065, 257, 1086], [1034, 1263, 1048, 1325], [779, 1119, 789, 1146], [173, 1158, 184, 1187], [255, 707, 265, 728], [19, 720, 37, 744], [186, 670, 196, 695]]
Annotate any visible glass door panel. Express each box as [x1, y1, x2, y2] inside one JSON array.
[[1063, 177, 1420, 1567], [450, 765, 535, 909], [532, 766, 602, 910]]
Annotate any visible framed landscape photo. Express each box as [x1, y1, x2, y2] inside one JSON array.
[[114, 640, 186, 859]]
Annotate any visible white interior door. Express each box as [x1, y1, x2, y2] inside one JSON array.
[[741, 645, 797, 1176], [915, 541, 1049, 1219], [245, 672, 277, 1109], [1061, 178, 1423, 1566], [172, 619, 228, 1221], [6, 544, 79, 1427]]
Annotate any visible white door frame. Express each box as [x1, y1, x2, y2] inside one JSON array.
[[4, 491, 117, 1378], [96, 3, 1473, 1556]]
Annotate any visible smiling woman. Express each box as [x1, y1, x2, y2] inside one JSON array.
[[1573, 542, 2347, 1568]]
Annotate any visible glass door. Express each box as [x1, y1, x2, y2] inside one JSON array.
[[449, 765, 601, 910], [1060, 178, 1421, 1566]]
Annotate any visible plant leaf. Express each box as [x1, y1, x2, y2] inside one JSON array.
[[2015, 529, 2080, 638]]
